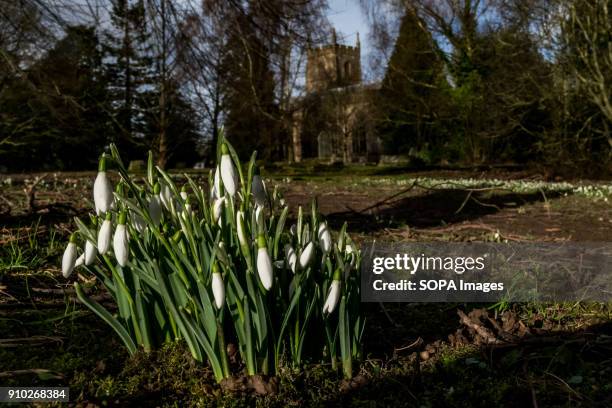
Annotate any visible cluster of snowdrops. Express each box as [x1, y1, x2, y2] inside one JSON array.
[[60, 138, 363, 382]]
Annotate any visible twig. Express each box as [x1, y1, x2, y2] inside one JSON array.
[[457, 310, 503, 344]]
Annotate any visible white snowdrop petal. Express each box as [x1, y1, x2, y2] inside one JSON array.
[[212, 272, 225, 309], [62, 242, 78, 278], [97, 220, 112, 255], [299, 242, 314, 269], [84, 240, 97, 265], [113, 224, 129, 267], [252, 175, 267, 207], [93, 172, 113, 215], [257, 247, 273, 290], [323, 280, 341, 314], [220, 154, 237, 196]]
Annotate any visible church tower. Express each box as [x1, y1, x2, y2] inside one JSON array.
[[306, 30, 361, 93]]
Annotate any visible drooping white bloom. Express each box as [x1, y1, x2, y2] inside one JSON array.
[[256, 235, 273, 290], [345, 244, 354, 254], [180, 187, 188, 201], [212, 197, 225, 223], [159, 182, 173, 211], [212, 165, 221, 199], [299, 242, 314, 269], [322, 280, 341, 314], [236, 210, 248, 247], [62, 234, 78, 278], [74, 253, 85, 268], [284, 244, 297, 273], [220, 144, 238, 196], [251, 173, 267, 207], [84, 240, 97, 265], [211, 271, 225, 309], [131, 211, 146, 233], [97, 213, 112, 255], [113, 212, 129, 267], [290, 224, 297, 236], [318, 222, 332, 253], [149, 194, 162, 226], [93, 156, 113, 215]]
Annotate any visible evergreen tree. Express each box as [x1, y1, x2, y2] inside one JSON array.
[[0, 25, 111, 170], [378, 8, 445, 158], [103, 0, 156, 160]]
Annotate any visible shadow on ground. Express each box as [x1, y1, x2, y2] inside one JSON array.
[[326, 189, 564, 233]]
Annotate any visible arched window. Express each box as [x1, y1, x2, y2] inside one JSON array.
[[344, 61, 352, 79]]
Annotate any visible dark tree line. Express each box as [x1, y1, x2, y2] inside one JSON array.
[[0, 0, 609, 175], [0, 0, 328, 170], [364, 0, 611, 175]]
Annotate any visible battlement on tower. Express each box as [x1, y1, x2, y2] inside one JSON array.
[[305, 31, 361, 93]]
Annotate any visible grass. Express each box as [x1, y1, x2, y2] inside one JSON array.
[[0, 170, 611, 406]]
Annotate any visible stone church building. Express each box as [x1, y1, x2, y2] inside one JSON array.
[[290, 31, 380, 163]]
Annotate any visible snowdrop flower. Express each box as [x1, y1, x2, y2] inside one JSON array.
[[62, 234, 78, 278], [212, 166, 221, 199], [290, 224, 297, 236], [345, 244, 354, 254], [159, 182, 172, 211], [84, 239, 97, 266], [256, 235, 273, 290], [323, 270, 342, 314], [113, 212, 129, 267], [131, 207, 146, 233], [220, 143, 238, 196], [284, 244, 297, 273], [318, 222, 331, 253], [149, 184, 162, 226], [75, 253, 85, 268], [212, 197, 225, 223], [251, 169, 267, 207], [97, 212, 112, 255], [93, 155, 113, 215], [211, 264, 225, 309], [299, 242, 314, 269], [180, 186, 188, 201], [213, 197, 225, 222]]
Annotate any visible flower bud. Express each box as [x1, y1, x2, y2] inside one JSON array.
[[94, 156, 113, 215], [211, 266, 225, 309], [84, 239, 97, 265], [318, 222, 331, 253], [97, 212, 112, 255], [251, 171, 266, 207], [62, 233, 78, 278], [323, 269, 342, 314], [212, 165, 221, 199], [113, 212, 129, 267], [149, 188, 162, 226], [75, 253, 85, 268], [322, 279, 341, 314], [220, 144, 238, 196], [212, 197, 225, 223], [180, 186, 188, 201], [284, 244, 297, 273], [256, 235, 273, 290], [159, 182, 172, 211], [299, 242, 314, 269]]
